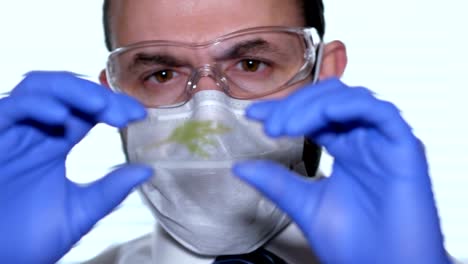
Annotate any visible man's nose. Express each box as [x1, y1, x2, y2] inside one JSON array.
[[192, 77, 224, 93], [189, 65, 227, 94]]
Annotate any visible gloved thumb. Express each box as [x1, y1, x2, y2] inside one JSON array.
[[233, 160, 324, 229], [70, 165, 153, 239]]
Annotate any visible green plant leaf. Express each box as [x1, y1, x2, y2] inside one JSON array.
[[147, 120, 231, 158]]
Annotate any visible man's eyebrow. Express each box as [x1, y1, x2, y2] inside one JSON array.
[[128, 53, 187, 71], [217, 39, 279, 60]]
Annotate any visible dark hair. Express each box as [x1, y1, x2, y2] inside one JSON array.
[[103, 0, 325, 51]]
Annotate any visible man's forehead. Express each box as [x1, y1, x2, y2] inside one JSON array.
[[110, 0, 304, 47]]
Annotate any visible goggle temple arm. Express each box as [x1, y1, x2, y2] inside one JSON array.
[[311, 42, 325, 84]]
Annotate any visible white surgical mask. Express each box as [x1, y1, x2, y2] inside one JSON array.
[[121, 90, 305, 255]]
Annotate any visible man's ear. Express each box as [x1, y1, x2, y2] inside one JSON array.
[[318, 40, 348, 80], [99, 69, 110, 88]]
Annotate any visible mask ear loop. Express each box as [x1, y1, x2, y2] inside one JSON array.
[[303, 42, 324, 177]]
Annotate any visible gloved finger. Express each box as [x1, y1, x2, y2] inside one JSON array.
[[295, 91, 410, 143], [246, 100, 279, 122], [14, 71, 110, 115], [0, 95, 68, 131], [46, 91, 147, 150], [262, 80, 371, 137], [263, 78, 345, 137], [96, 92, 147, 128], [321, 97, 411, 142], [246, 78, 343, 130], [233, 160, 325, 228], [70, 165, 153, 238], [14, 71, 147, 127], [280, 86, 373, 136], [261, 82, 412, 143]]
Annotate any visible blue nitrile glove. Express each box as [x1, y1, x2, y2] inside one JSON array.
[[233, 78, 451, 264], [0, 71, 152, 264]]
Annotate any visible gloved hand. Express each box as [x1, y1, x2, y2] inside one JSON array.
[[0, 72, 152, 264], [233, 78, 451, 264]]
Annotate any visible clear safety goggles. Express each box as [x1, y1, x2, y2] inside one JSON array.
[[106, 26, 323, 108]]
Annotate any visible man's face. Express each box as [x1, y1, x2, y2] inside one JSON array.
[[106, 0, 313, 99], [111, 0, 305, 47], [103, 0, 347, 98]]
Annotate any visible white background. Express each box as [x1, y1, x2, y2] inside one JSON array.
[[0, 0, 467, 263]]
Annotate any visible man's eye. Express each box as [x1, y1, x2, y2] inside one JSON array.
[[151, 70, 175, 83], [239, 59, 264, 72]]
